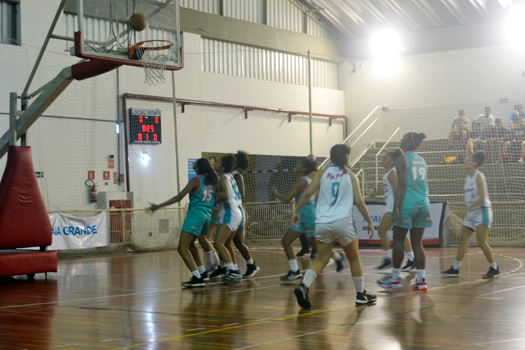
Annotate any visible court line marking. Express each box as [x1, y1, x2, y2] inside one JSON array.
[[107, 257, 525, 350], [0, 271, 305, 310], [222, 323, 241, 327], [228, 284, 280, 294], [0, 247, 497, 311], [186, 328, 206, 332]]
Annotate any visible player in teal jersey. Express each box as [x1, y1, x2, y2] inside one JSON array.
[[377, 132, 431, 292], [149, 158, 218, 288], [270, 157, 318, 281]]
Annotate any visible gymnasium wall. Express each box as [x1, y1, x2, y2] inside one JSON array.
[[342, 44, 525, 141], [0, 0, 345, 211]]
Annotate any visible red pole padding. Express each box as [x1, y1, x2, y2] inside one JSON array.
[[71, 60, 123, 81]]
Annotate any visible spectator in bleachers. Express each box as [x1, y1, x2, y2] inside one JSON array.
[[448, 109, 469, 150], [485, 118, 510, 158], [475, 107, 495, 131], [510, 104, 525, 130], [466, 121, 485, 158], [504, 118, 525, 162]]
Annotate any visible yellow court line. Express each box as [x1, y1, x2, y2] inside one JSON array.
[[108, 269, 525, 350]]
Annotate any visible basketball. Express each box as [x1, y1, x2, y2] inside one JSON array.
[[129, 13, 147, 31]]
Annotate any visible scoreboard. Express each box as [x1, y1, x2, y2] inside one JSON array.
[[128, 108, 162, 144]]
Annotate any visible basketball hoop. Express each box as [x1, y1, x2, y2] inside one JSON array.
[[129, 40, 174, 85]]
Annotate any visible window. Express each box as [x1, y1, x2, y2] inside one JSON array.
[[1, 0, 21, 45]]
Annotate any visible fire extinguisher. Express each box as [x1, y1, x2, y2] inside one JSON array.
[[85, 179, 98, 203]]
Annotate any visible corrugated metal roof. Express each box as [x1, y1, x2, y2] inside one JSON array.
[[299, 0, 521, 40]]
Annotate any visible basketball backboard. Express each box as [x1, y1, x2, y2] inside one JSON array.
[[71, 0, 181, 70]]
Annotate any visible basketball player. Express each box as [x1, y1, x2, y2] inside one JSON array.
[[377, 132, 431, 291], [149, 158, 217, 287], [270, 157, 318, 280], [441, 151, 500, 279], [293, 144, 377, 308], [367, 150, 415, 271]]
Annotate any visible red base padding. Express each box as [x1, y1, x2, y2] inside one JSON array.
[[0, 146, 53, 249], [0, 250, 57, 277]]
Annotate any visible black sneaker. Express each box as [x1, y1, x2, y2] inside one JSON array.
[[401, 259, 415, 272], [310, 252, 317, 259], [181, 276, 205, 288], [294, 283, 311, 309], [482, 267, 501, 279], [201, 271, 210, 281], [243, 263, 260, 278], [376, 258, 393, 270], [334, 252, 347, 272], [223, 270, 242, 284], [210, 266, 227, 279], [355, 290, 377, 305], [441, 266, 459, 277], [296, 248, 310, 257], [280, 270, 302, 281]]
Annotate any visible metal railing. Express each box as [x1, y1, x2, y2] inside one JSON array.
[[375, 127, 401, 190], [319, 106, 382, 169]]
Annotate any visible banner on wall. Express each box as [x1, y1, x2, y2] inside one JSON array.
[[48, 212, 109, 250], [352, 202, 448, 246]]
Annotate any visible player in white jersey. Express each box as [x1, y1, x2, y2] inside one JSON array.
[[231, 150, 260, 278], [441, 151, 500, 279], [292, 144, 377, 308], [213, 154, 244, 283], [367, 150, 415, 271]]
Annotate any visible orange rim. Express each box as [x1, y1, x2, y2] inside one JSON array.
[[134, 40, 173, 51]]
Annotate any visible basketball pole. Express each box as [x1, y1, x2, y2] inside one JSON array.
[[308, 50, 313, 155], [171, 71, 183, 229]]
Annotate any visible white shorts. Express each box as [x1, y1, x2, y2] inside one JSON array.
[[463, 207, 493, 231], [218, 204, 243, 232], [315, 216, 357, 246]]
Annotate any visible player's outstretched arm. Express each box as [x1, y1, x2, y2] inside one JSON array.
[[270, 179, 307, 204], [149, 177, 199, 212]]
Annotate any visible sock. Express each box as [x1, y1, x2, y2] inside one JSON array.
[[235, 264, 239, 270], [204, 251, 214, 270], [220, 260, 227, 268], [490, 262, 498, 270], [191, 270, 201, 279], [407, 251, 415, 261], [383, 250, 392, 259], [392, 268, 400, 280], [198, 266, 206, 274], [213, 252, 220, 266], [417, 269, 425, 280], [302, 269, 317, 288], [453, 260, 462, 270], [246, 258, 254, 265], [289, 259, 299, 272], [227, 262, 236, 271], [352, 276, 365, 293]]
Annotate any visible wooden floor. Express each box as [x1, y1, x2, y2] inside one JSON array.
[[2, 246, 525, 350]]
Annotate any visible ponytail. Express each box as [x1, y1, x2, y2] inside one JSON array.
[[195, 158, 218, 186]]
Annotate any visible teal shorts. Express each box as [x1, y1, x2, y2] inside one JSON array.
[[210, 214, 218, 226], [182, 212, 210, 236], [393, 206, 432, 229], [290, 221, 316, 238]]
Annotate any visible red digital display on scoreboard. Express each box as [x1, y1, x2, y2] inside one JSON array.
[[129, 108, 162, 144]]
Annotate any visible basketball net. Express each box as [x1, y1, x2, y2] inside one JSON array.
[[133, 40, 175, 85]]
